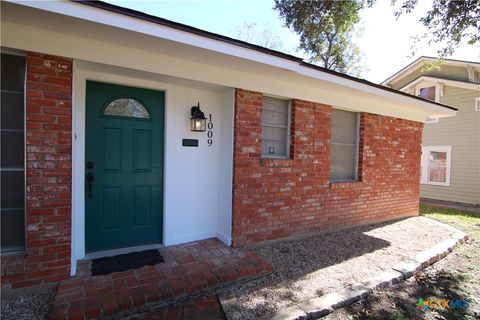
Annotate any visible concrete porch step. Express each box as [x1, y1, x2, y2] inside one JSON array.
[[50, 239, 272, 319]]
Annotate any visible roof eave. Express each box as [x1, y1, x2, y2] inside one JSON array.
[[76, 1, 458, 114], [4, 0, 458, 118], [382, 56, 480, 86]]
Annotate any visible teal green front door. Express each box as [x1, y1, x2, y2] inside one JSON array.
[[85, 81, 164, 253]]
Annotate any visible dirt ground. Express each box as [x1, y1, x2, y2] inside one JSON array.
[[219, 216, 454, 320], [0, 283, 57, 320], [325, 239, 480, 320], [2, 205, 477, 320], [325, 205, 480, 320]]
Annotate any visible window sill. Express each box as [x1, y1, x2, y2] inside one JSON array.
[[261, 158, 294, 167], [329, 180, 363, 189]]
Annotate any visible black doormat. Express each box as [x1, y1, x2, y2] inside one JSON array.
[[91, 249, 164, 276]]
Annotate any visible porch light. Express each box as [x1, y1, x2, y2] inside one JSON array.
[[190, 102, 207, 132]]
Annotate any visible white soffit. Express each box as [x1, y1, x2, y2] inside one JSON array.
[[5, 0, 302, 71], [2, 1, 456, 122]]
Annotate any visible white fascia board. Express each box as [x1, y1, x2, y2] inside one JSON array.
[[400, 76, 480, 92], [299, 66, 456, 118], [6, 0, 301, 72]]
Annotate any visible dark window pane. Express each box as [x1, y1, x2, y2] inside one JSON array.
[[419, 86, 435, 101], [1, 91, 24, 131], [1, 209, 25, 253], [0, 171, 25, 209], [0, 53, 26, 92], [1, 53, 25, 253], [1, 131, 24, 168]]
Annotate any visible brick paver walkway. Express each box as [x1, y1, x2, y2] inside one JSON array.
[[123, 294, 225, 320], [51, 239, 271, 319]]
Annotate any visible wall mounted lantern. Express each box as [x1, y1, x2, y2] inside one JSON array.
[[190, 102, 207, 132]]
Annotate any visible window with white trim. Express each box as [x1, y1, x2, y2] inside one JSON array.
[[475, 97, 480, 112], [420, 145, 452, 186], [261, 96, 291, 158], [330, 109, 359, 181], [419, 86, 436, 101]]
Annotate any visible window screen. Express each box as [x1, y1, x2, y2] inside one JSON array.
[[1, 53, 26, 253], [330, 109, 358, 181], [261, 97, 290, 158]]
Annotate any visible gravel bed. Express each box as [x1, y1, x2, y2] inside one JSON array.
[[219, 216, 454, 320], [1, 284, 57, 320]]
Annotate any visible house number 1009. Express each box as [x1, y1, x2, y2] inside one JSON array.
[[207, 114, 213, 146]]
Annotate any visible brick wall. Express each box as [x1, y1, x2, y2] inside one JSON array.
[[1, 61, 422, 286], [2, 52, 72, 288], [232, 89, 423, 246]]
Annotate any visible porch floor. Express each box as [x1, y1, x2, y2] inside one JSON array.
[[51, 238, 272, 319]]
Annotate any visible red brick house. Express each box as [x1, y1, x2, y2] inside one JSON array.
[[0, 1, 456, 288]]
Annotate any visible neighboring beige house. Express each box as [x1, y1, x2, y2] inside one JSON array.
[[383, 57, 480, 206]]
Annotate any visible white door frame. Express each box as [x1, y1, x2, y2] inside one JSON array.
[[71, 61, 174, 275]]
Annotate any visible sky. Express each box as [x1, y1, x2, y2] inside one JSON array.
[[106, 0, 479, 83]]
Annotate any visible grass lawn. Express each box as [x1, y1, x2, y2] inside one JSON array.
[[421, 204, 480, 240], [325, 204, 480, 320]]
